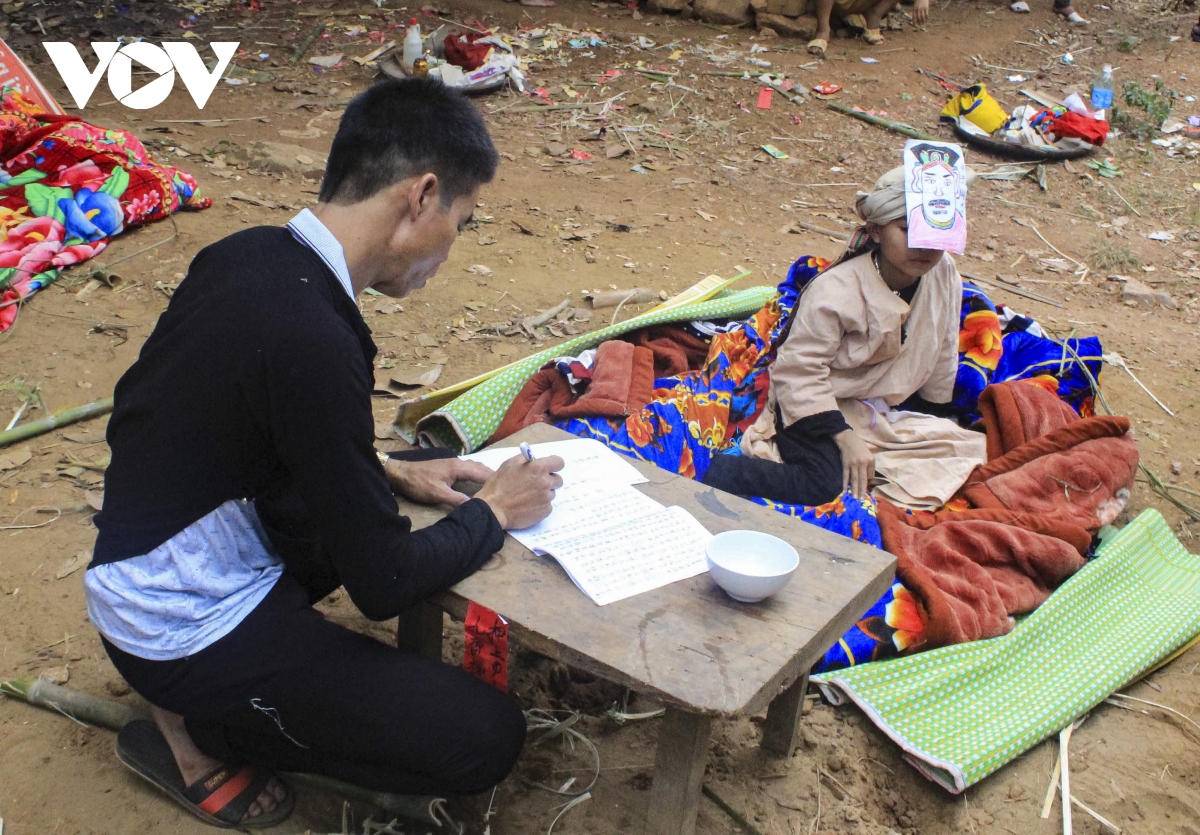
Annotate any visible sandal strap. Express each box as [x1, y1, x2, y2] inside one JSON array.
[[183, 764, 271, 825]]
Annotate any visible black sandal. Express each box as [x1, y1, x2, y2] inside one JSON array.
[[1192, 22, 1200, 43], [116, 720, 295, 829]]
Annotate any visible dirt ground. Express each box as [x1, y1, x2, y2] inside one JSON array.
[[3, 0, 1200, 832]]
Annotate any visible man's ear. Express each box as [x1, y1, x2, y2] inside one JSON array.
[[412, 173, 440, 218]]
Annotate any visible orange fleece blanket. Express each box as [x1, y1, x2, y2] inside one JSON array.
[[880, 380, 1138, 652]]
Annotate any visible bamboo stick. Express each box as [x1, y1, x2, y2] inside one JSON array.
[[826, 101, 940, 141], [0, 396, 113, 449], [960, 271, 1065, 309], [1, 677, 147, 731], [291, 21, 326, 65]]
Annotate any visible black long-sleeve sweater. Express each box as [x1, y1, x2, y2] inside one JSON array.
[[91, 227, 503, 620]]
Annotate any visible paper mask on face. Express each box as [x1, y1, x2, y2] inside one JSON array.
[[903, 140, 967, 254]]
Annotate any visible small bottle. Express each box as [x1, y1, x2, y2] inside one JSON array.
[[412, 51, 430, 78], [1090, 64, 1114, 114], [402, 17, 422, 73]]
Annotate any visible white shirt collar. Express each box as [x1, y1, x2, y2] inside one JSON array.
[[286, 208, 355, 300]]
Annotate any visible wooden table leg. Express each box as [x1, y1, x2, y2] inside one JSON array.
[[395, 600, 444, 661], [645, 708, 713, 835], [760, 672, 810, 758]]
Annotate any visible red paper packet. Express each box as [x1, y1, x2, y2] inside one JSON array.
[[756, 88, 773, 110], [464, 601, 509, 691]]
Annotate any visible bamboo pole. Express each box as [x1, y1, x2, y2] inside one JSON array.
[[825, 101, 940, 141], [0, 396, 113, 448], [1, 677, 147, 731], [291, 21, 326, 65]]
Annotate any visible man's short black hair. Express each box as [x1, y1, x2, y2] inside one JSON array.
[[318, 78, 499, 206]]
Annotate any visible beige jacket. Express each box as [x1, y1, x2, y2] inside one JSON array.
[[742, 252, 985, 508], [772, 251, 962, 424]]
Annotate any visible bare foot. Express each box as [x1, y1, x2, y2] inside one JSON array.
[[150, 706, 286, 821]]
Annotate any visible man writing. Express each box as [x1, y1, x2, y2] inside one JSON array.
[[85, 79, 562, 827]]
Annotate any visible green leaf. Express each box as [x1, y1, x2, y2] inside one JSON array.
[[0, 267, 16, 292], [4, 169, 46, 188], [23, 183, 72, 224], [99, 167, 129, 199]]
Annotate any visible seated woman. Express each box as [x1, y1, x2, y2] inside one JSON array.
[[703, 167, 986, 510]]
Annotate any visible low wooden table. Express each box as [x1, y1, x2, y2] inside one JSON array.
[[394, 424, 895, 835]]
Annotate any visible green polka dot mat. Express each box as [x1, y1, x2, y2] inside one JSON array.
[[413, 286, 777, 453], [813, 509, 1200, 793]]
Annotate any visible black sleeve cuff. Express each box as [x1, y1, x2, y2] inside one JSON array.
[[899, 394, 960, 422], [386, 447, 459, 462], [780, 408, 850, 441], [448, 497, 507, 562]]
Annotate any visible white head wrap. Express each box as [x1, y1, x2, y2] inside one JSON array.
[[854, 166, 908, 226]]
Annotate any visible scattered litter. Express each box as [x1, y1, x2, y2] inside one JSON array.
[[1084, 158, 1122, 178], [587, 288, 655, 309], [813, 83, 842, 95], [569, 148, 594, 161], [861, 57, 879, 64], [760, 143, 788, 159], [1007, 74, 1027, 82], [756, 88, 773, 110], [391, 366, 444, 388], [695, 209, 717, 222], [308, 53, 344, 69], [1061, 52, 1075, 64], [1147, 231, 1176, 242], [467, 264, 494, 276]]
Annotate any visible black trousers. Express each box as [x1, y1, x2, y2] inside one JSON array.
[[102, 576, 527, 796]]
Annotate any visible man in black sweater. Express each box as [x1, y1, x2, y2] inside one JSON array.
[[85, 79, 563, 828]]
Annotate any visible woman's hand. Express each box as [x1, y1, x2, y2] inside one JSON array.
[[913, 0, 930, 24], [834, 429, 875, 500]]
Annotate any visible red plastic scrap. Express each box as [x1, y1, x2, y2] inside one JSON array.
[[757, 88, 773, 109], [569, 148, 594, 161], [813, 83, 842, 95], [464, 601, 508, 692]]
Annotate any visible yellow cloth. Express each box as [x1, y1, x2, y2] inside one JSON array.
[[941, 84, 1009, 134]]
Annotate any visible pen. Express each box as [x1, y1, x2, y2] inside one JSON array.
[[518, 441, 535, 463]]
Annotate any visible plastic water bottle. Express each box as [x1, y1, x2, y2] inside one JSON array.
[[1090, 64, 1114, 114], [402, 18, 422, 73]]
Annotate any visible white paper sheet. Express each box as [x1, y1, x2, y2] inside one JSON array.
[[537, 506, 714, 606], [506, 482, 666, 552], [460, 438, 648, 488], [464, 438, 710, 604]]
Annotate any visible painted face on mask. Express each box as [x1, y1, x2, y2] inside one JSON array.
[[918, 164, 957, 229]]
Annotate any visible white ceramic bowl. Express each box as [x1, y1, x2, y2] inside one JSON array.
[[705, 530, 799, 603]]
